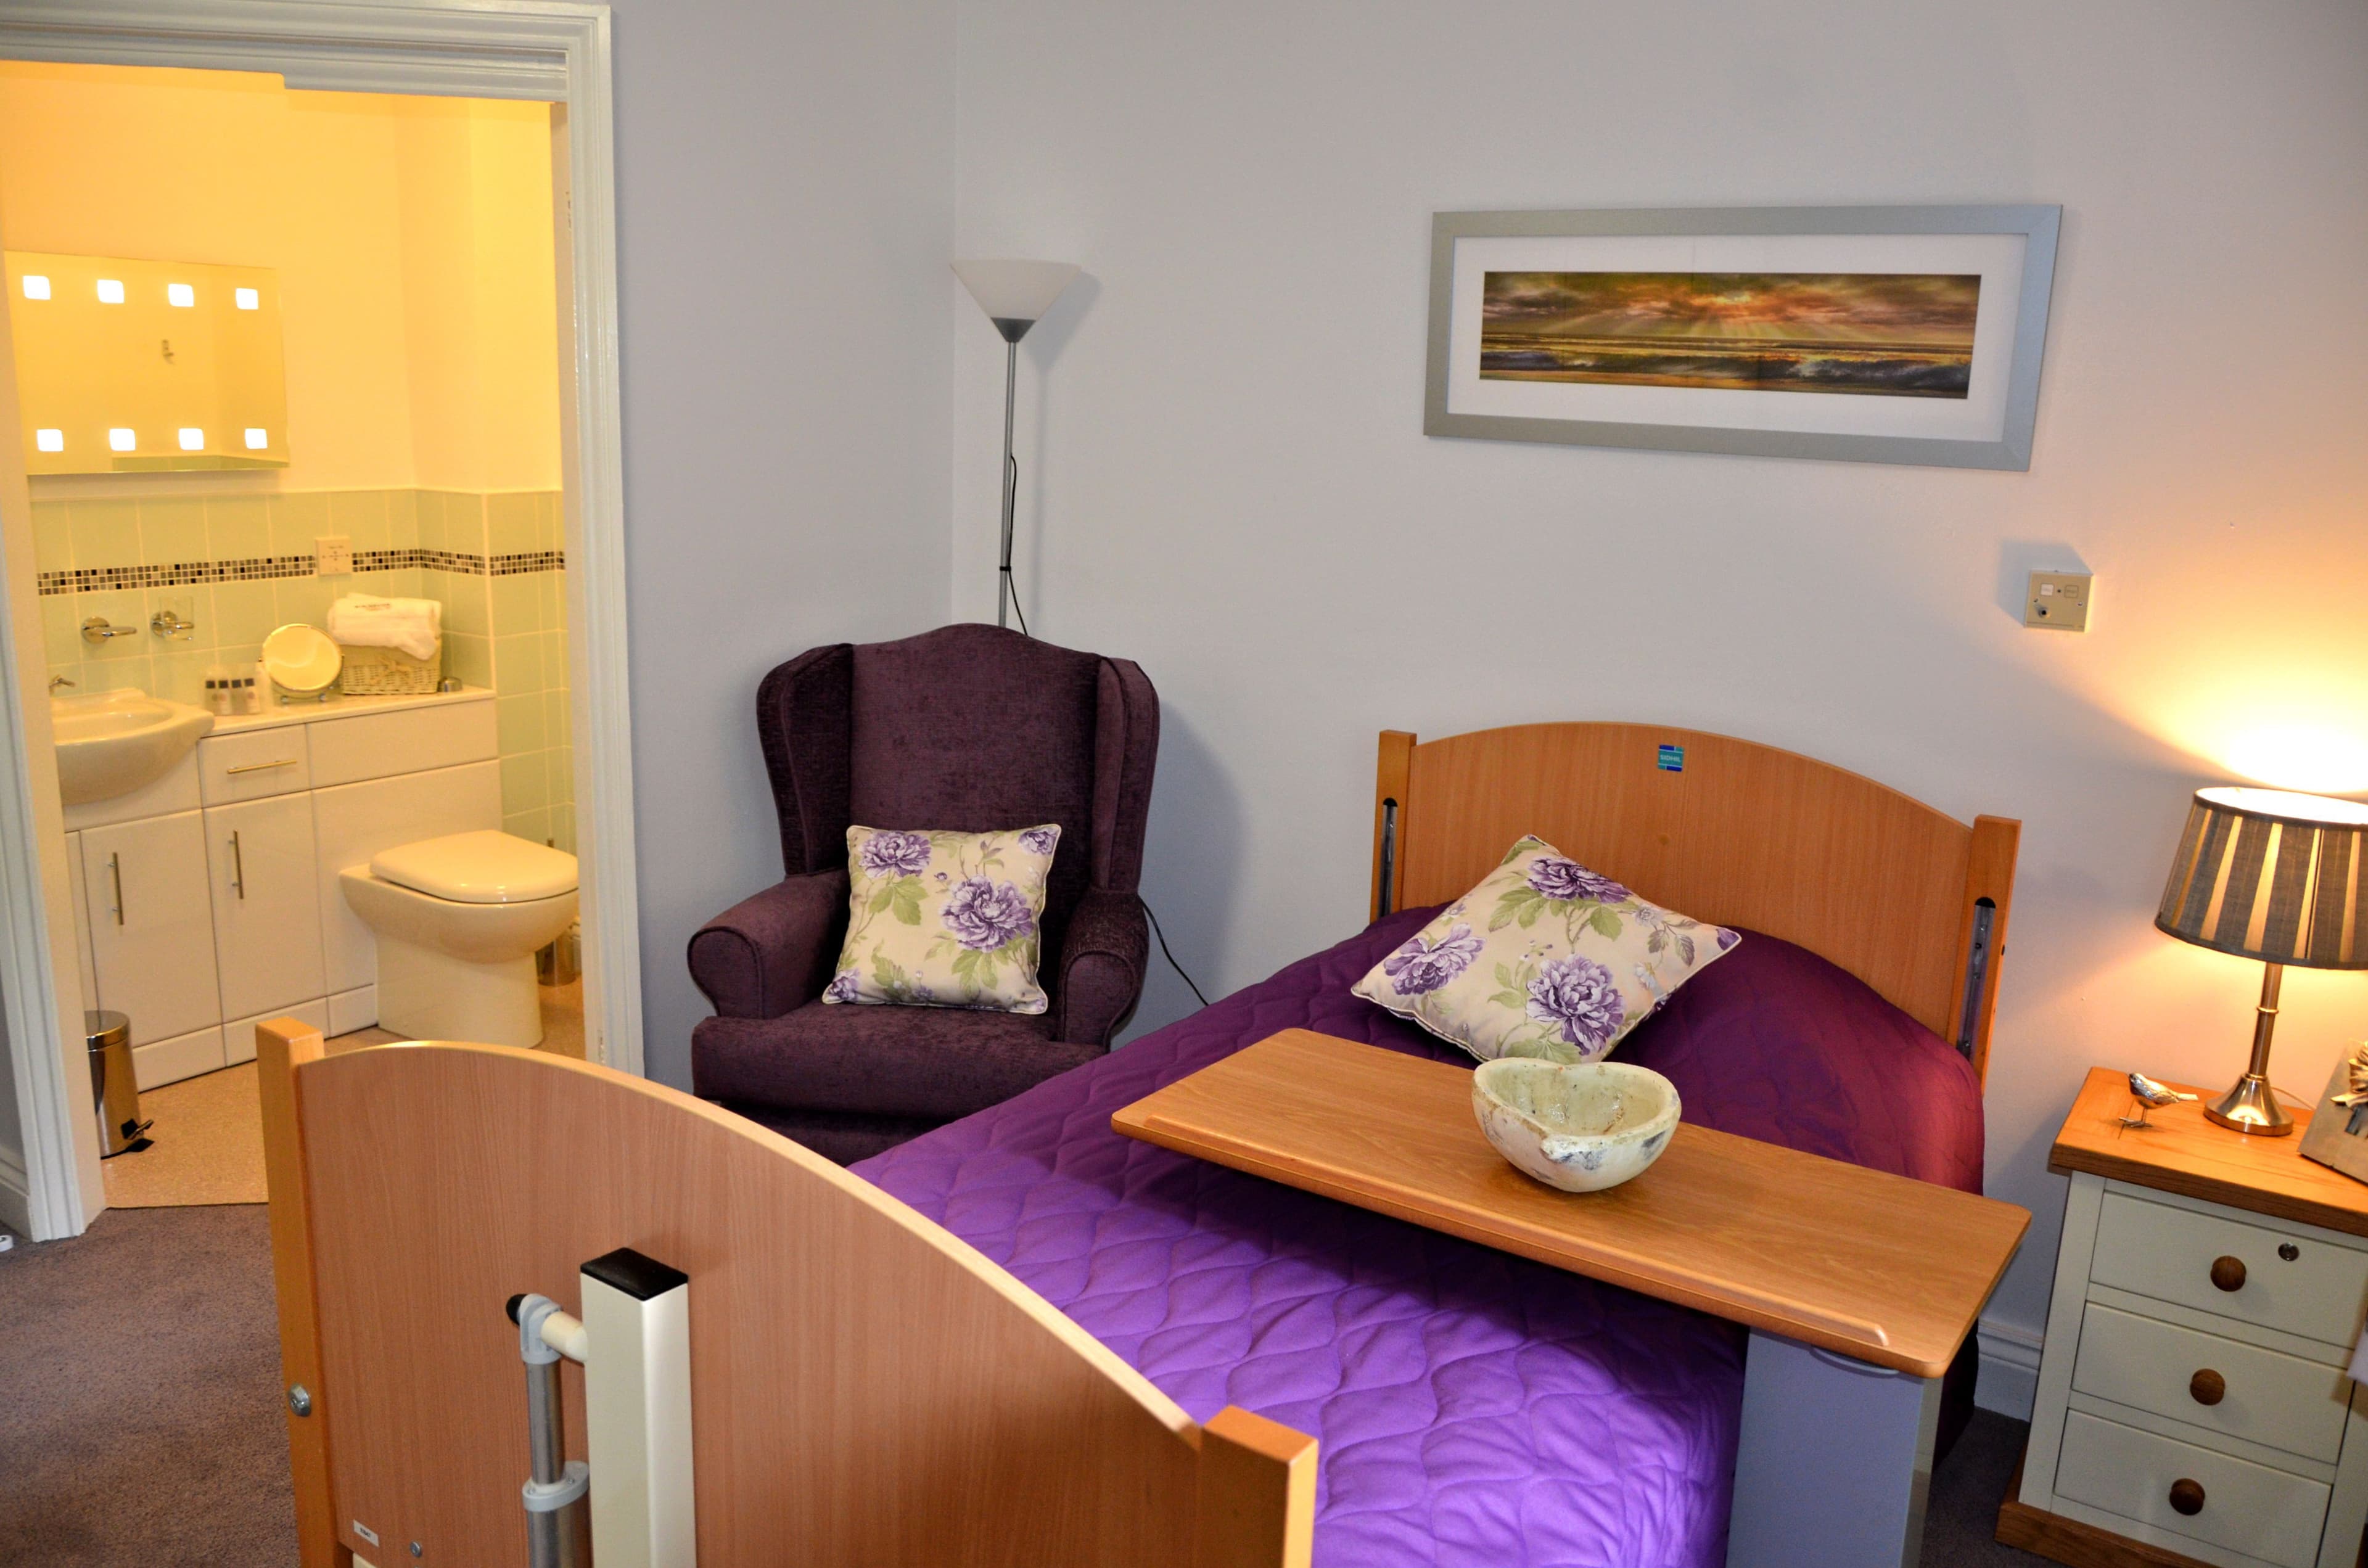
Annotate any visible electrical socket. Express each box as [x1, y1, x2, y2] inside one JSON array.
[[315, 535, 352, 575], [2024, 570, 2092, 632]]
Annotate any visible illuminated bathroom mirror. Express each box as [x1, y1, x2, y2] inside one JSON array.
[[6, 251, 289, 473]]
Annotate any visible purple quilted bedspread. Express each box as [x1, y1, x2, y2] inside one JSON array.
[[855, 909, 1983, 1567]]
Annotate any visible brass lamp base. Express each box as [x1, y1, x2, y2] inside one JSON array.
[[2205, 1072, 2294, 1136], [2205, 961, 2295, 1137]]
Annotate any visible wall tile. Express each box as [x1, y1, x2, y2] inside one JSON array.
[[543, 688, 571, 752], [446, 631, 492, 688], [31, 501, 72, 574], [329, 490, 389, 552], [205, 497, 272, 560], [496, 693, 546, 755], [500, 750, 546, 816], [442, 493, 487, 556], [270, 494, 329, 557], [414, 490, 447, 553], [493, 631, 543, 695], [72, 499, 139, 569], [274, 575, 331, 630], [212, 580, 279, 649], [385, 489, 419, 551], [40, 594, 81, 668], [153, 648, 214, 706], [487, 493, 540, 556], [504, 804, 552, 848], [490, 572, 542, 635]]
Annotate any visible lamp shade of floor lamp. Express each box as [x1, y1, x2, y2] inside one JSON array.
[[952, 260, 1080, 631], [2156, 786, 2368, 1135]]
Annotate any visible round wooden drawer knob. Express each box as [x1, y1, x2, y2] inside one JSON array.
[[2189, 1368, 2226, 1406], [2169, 1478, 2206, 1516], [2210, 1255, 2247, 1292]]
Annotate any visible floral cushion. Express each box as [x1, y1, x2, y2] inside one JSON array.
[[1352, 835, 1740, 1064], [824, 824, 1061, 1014]]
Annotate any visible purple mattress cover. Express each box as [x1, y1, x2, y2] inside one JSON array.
[[856, 909, 1983, 1566]]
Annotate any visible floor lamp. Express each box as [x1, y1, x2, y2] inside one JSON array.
[[952, 260, 1080, 631]]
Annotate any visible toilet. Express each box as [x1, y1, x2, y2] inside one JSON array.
[[340, 830, 579, 1048]]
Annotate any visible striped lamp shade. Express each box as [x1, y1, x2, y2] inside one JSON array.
[[2157, 787, 2368, 969]]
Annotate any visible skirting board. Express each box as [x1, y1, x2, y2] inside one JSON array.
[[0, 1141, 31, 1239], [1978, 1314, 2045, 1421]]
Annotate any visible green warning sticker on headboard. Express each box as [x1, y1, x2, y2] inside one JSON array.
[[1656, 744, 1685, 772]]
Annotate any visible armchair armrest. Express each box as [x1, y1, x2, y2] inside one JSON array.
[[688, 869, 850, 1020], [1051, 886, 1149, 1047]]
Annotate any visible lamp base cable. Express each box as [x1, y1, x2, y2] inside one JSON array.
[[1140, 896, 1208, 1009]]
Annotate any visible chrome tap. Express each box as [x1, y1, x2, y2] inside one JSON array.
[[49, 675, 75, 693], [81, 617, 138, 645]]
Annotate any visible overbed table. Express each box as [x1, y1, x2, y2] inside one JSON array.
[[1112, 1028, 2029, 1568]]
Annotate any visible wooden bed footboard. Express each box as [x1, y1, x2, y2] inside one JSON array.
[[257, 1019, 1317, 1567]]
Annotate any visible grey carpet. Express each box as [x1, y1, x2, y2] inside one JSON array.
[[0, 1204, 2051, 1567], [0, 1205, 297, 1568]]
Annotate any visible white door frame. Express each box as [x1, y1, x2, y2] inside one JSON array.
[[0, 0, 642, 1240]]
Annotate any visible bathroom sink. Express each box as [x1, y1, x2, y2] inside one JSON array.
[[51, 691, 215, 805]]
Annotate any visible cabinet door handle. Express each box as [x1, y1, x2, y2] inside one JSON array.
[[2210, 1255, 2247, 1292], [2189, 1368, 2225, 1406], [107, 853, 124, 926], [2168, 1478, 2205, 1516], [225, 758, 298, 776], [229, 831, 245, 900]]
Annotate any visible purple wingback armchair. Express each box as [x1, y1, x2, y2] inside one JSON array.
[[688, 623, 1159, 1164]]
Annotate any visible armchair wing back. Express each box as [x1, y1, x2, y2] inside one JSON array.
[[690, 624, 1161, 1163]]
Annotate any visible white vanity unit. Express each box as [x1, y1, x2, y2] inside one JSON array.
[[65, 686, 500, 1090]]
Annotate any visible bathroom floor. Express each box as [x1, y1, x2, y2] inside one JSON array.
[[99, 978, 584, 1209]]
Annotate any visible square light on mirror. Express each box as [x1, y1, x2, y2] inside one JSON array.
[[9, 252, 288, 473]]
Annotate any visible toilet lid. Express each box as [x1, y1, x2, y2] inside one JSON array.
[[371, 830, 577, 904]]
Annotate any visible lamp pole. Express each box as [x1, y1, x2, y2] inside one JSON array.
[[997, 337, 1018, 630]]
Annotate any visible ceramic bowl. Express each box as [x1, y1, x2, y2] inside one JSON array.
[[1471, 1058, 1682, 1194]]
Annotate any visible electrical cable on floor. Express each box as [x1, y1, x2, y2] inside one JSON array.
[[1140, 896, 1209, 1008]]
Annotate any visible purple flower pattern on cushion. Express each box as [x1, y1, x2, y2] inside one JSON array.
[[942, 877, 1037, 951], [1527, 855, 1629, 904], [1018, 825, 1060, 857], [857, 829, 933, 879], [1381, 923, 1482, 996], [821, 969, 861, 1004], [1716, 926, 1742, 952], [1527, 954, 1626, 1052]]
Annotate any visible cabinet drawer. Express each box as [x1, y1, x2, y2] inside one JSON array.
[[2092, 1191, 2368, 1348], [199, 729, 312, 803], [307, 700, 496, 788], [2073, 1302, 2351, 1464], [2055, 1410, 2329, 1568]]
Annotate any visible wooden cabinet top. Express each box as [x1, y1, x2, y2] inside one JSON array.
[[2052, 1065, 2368, 1239], [1112, 1028, 2028, 1377]]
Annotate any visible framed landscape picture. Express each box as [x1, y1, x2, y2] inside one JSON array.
[[1424, 205, 2062, 469]]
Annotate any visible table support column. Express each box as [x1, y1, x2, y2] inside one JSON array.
[[1726, 1329, 1942, 1568]]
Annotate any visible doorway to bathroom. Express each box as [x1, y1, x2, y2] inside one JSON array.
[[0, 3, 635, 1241]]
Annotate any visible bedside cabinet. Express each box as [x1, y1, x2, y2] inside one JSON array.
[[2001, 1067, 2368, 1568]]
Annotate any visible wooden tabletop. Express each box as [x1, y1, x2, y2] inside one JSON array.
[[2052, 1065, 2368, 1239], [1111, 1029, 2028, 1377]]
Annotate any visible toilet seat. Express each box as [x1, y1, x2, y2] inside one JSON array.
[[371, 829, 577, 904]]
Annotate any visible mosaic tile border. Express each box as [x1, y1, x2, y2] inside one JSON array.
[[37, 547, 564, 597]]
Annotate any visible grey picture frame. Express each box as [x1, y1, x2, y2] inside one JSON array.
[[1423, 204, 2062, 470]]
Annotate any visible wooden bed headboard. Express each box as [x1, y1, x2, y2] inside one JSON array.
[[1368, 723, 2018, 1082], [258, 1022, 1317, 1568]]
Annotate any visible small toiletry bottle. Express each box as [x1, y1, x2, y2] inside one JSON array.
[[203, 665, 228, 715], [253, 657, 272, 712], [242, 675, 263, 715]]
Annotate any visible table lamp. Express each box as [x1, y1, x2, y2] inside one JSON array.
[[2156, 786, 2368, 1135], [952, 259, 1080, 631]]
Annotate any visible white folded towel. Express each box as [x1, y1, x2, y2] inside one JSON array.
[[329, 593, 443, 662]]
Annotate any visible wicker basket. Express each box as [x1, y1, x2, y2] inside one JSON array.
[[337, 639, 442, 695]]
